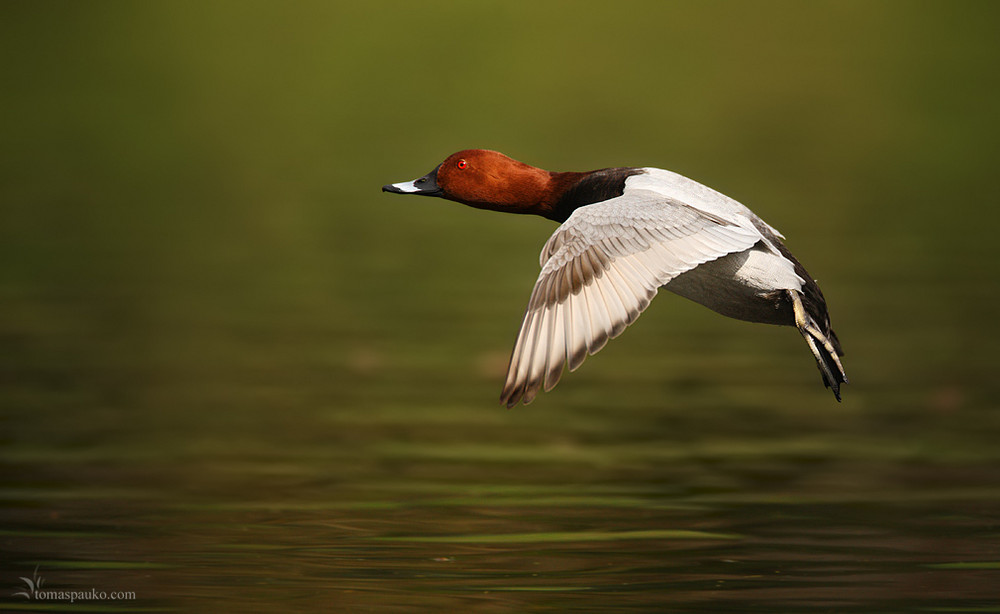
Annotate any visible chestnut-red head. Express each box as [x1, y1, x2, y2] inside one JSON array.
[[383, 149, 556, 216]]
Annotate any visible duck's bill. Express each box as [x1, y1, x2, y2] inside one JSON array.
[[381, 165, 442, 196]]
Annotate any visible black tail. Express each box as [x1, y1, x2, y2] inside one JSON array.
[[789, 288, 847, 401], [805, 321, 847, 401]]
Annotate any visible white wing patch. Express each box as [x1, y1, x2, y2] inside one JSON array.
[[500, 189, 761, 408]]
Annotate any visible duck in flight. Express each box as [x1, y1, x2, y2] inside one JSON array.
[[383, 149, 846, 407]]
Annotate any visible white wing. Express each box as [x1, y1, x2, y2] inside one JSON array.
[[500, 187, 762, 408], [629, 168, 786, 239]]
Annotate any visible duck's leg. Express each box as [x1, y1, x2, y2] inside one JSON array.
[[789, 289, 847, 401]]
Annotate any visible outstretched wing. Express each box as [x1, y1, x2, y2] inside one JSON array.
[[500, 189, 762, 407]]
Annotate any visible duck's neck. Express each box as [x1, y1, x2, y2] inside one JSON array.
[[450, 165, 643, 223]]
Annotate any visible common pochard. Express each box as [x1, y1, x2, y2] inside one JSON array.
[[383, 149, 846, 407]]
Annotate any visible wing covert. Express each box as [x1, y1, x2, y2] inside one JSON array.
[[500, 190, 761, 407]]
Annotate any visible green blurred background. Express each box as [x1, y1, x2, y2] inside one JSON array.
[[2, 1, 1000, 611]]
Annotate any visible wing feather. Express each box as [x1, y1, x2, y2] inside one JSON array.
[[500, 188, 762, 407]]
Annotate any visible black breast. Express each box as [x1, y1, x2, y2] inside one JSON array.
[[548, 167, 645, 222]]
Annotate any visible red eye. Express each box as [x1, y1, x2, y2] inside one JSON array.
[[457, 159, 468, 170]]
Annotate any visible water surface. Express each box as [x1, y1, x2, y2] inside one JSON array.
[[2, 2, 999, 612]]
